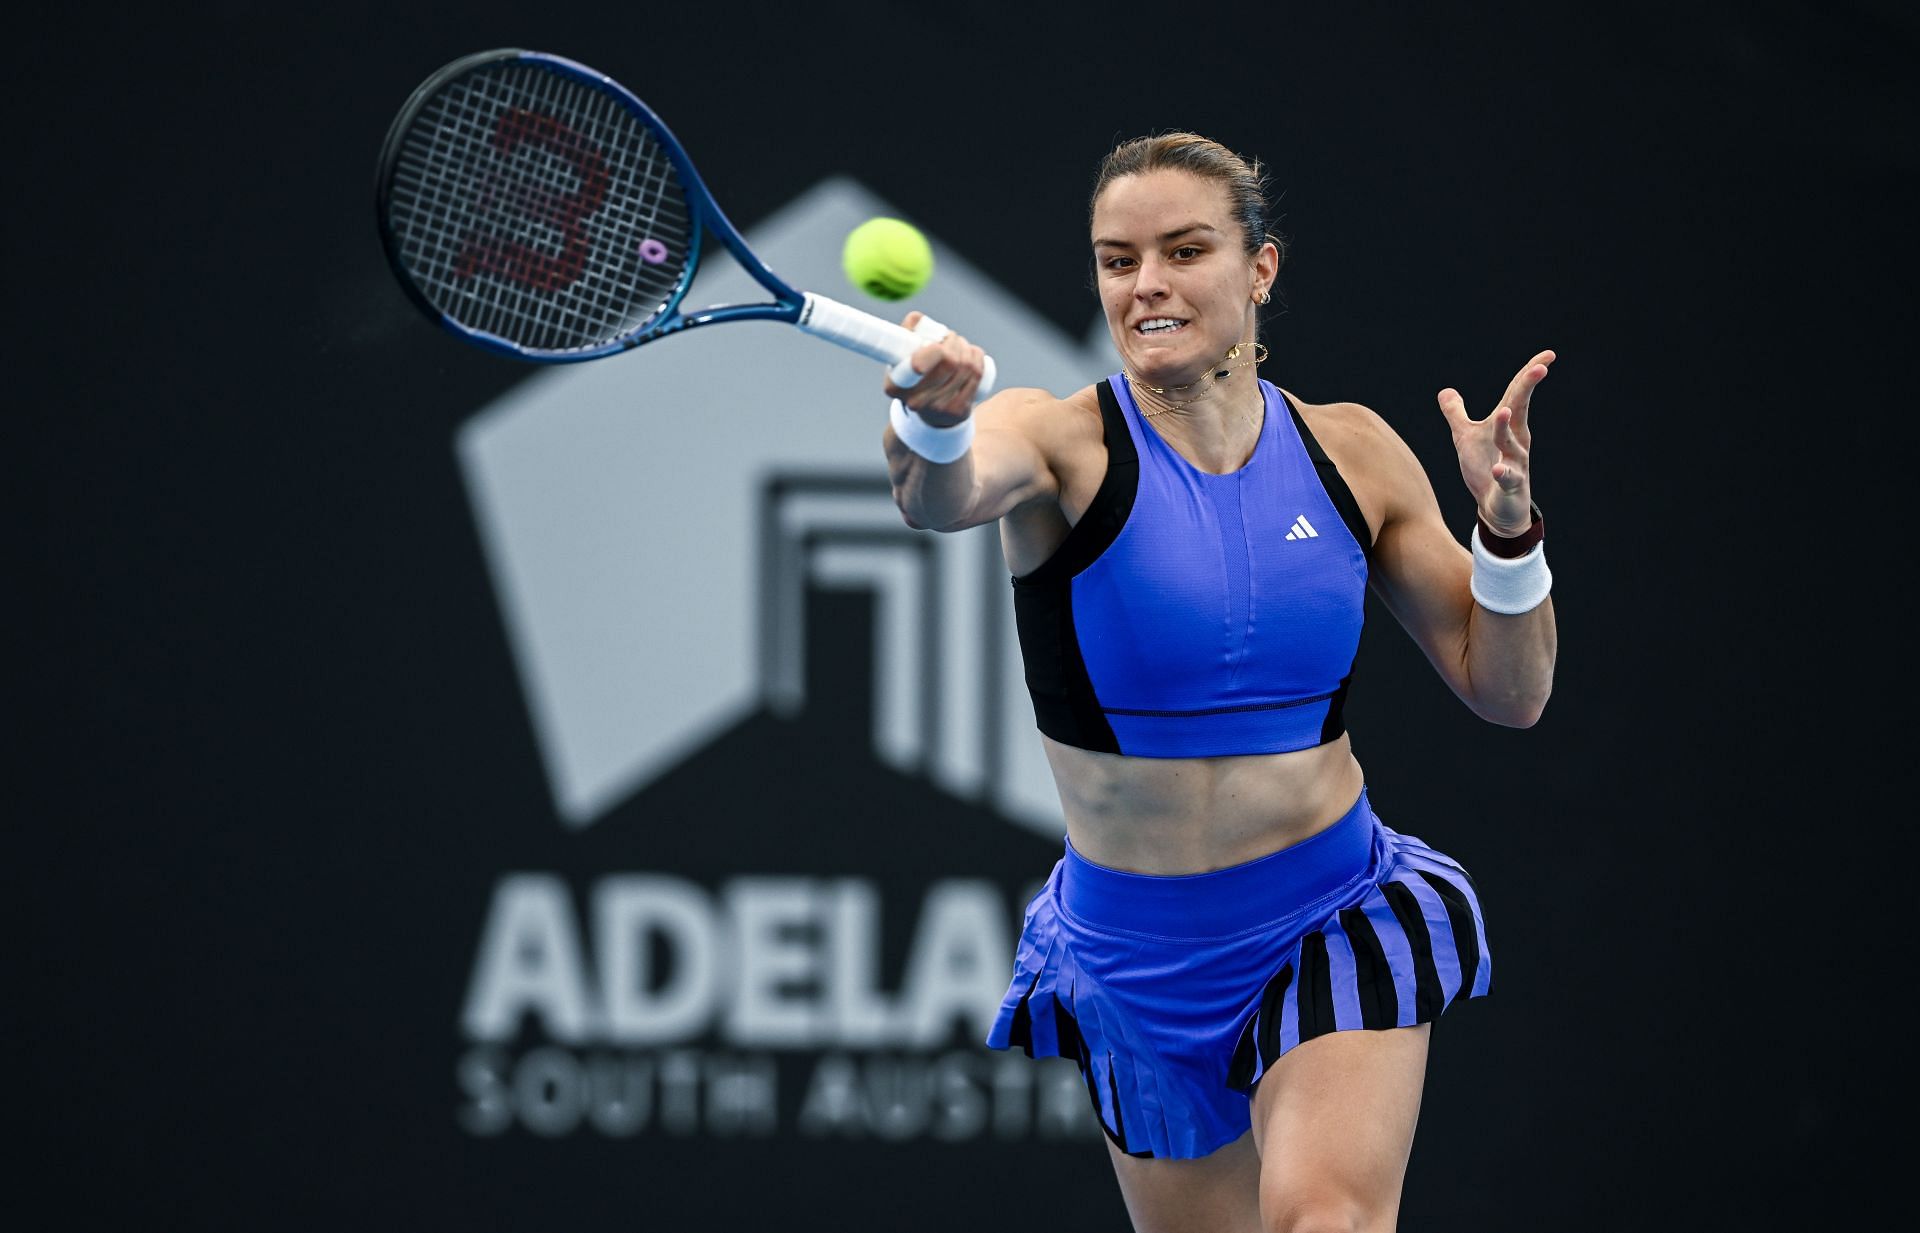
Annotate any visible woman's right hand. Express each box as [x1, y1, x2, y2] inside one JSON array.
[[884, 311, 987, 426]]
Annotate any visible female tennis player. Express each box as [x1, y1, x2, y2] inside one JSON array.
[[880, 134, 1555, 1233]]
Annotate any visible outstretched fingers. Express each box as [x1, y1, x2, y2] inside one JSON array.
[[1500, 349, 1556, 435], [1437, 351, 1554, 524]]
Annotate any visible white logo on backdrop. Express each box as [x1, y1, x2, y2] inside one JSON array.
[[448, 182, 1114, 1143], [457, 178, 1114, 835]]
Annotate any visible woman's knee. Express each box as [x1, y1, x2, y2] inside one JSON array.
[[1261, 1183, 1393, 1233]]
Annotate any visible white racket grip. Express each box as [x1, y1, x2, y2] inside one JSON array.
[[798, 292, 997, 402]]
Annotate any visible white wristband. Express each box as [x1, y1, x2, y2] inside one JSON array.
[[889, 398, 975, 464], [1470, 526, 1552, 615]]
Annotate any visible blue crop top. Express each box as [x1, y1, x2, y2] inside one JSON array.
[[1012, 375, 1374, 757]]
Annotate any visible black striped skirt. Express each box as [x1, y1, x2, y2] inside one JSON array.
[[985, 789, 1490, 1159]]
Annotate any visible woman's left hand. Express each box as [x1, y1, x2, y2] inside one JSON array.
[[1437, 350, 1556, 536]]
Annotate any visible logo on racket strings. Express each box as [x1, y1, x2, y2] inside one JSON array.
[[455, 108, 612, 293]]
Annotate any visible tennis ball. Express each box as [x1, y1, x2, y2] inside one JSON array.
[[842, 217, 934, 301]]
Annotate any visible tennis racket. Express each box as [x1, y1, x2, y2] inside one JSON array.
[[374, 48, 994, 399]]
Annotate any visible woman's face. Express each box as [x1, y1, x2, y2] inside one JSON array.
[[1091, 169, 1271, 389]]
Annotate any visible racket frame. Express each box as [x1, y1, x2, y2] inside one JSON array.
[[376, 48, 804, 363], [375, 49, 994, 396]]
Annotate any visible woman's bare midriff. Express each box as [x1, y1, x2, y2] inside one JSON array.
[[1008, 383, 1377, 877], [1042, 733, 1368, 875]]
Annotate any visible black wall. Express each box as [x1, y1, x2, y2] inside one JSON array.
[[17, 2, 1909, 1229]]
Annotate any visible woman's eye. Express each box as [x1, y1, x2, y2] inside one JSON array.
[[1103, 256, 1135, 271], [1173, 246, 1201, 260]]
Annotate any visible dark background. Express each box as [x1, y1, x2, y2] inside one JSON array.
[[17, 1, 1910, 1229]]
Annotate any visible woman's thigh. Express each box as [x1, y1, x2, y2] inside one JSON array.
[[1100, 1025, 1429, 1233], [1106, 1132, 1264, 1233], [1250, 1024, 1430, 1232]]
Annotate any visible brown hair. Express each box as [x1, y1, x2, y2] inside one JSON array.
[[1089, 132, 1284, 266]]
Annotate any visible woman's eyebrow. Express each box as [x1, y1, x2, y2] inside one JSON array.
[[1092, 223, 1221, 249]]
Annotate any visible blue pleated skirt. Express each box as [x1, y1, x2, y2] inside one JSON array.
[[986, 789, 1491, 1159]]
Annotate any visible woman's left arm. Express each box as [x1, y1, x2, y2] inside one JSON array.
[[1361, 351, 1559, 727]]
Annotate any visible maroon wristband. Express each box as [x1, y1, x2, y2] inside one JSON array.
[[1477, 502, 1545, 559]]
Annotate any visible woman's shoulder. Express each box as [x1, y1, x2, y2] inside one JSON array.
[[1277, 388, 1398, 448], [1275, 389, 1429, 526], [985, 383, 1106, 442], [1276, 388, 1414, 473]]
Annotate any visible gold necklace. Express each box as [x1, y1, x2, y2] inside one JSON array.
[[1125, 341, 1269, 418]]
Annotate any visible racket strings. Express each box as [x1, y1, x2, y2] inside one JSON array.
[[385, 60, 693, 353]]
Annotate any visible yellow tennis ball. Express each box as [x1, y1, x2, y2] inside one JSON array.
[[842, 217, 934, 301]]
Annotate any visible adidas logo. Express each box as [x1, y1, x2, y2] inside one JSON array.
[[1284, 514, 1319, 541]]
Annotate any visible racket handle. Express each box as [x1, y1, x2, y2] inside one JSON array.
[[798, 293, 998, 402]]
